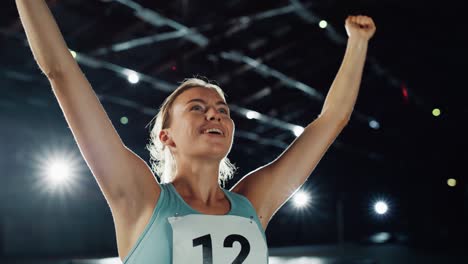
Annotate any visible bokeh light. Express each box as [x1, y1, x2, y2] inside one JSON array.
[[127, 71, 139, 84], [319, 20, 328, 29], [447, 178, 457, 187], [369, 119, 380, 129], [246, 110, 261, 120], [120, 116, 129, 125]]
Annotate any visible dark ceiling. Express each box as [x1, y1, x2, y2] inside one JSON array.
[[0, 0, 466, 262]]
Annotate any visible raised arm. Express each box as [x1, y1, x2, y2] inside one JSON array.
[[15, 0, 159, 211], [231, 15, 377, 229]]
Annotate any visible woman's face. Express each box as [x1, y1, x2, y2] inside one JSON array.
[[161, 87, 235, 160]]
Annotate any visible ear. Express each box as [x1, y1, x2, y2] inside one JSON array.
[[159, 129, 176, 148]]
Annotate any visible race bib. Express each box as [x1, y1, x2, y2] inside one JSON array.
[[168, 214, 267, 264]]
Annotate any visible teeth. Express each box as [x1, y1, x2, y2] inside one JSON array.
[[203, 128, 223, 135]]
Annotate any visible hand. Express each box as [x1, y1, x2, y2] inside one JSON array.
[[345, 15, 376, 41]]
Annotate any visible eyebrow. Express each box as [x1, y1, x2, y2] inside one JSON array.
[[186, 98, 228, 107]]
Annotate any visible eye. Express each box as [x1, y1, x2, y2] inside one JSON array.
[[219, 108, 229, 114], [191, 105, 204, 111]]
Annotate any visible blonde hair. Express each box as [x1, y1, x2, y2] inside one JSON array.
[[146, 77, 237, 187]]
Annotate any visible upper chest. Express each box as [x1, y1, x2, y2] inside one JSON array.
[[181, 196, 231, 215]]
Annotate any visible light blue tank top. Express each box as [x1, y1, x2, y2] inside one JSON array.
[[122, 182, 269, 264]]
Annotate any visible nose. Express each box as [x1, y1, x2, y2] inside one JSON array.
[[206, 107, 221, 121]]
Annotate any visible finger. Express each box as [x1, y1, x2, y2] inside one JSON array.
[[361, 16, 373, 28], [358, 16, 365, 25], [363, 17, 374, 29], [362, 16, 372, 26], [361, 17, 370, 28]]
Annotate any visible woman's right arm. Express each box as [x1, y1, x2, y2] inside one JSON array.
[[15, 0, 160, 209]]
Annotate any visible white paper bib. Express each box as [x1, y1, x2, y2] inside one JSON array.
[[168, 214, 267, 264]]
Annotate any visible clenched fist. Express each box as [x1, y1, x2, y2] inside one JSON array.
[[345, 15, 376, 41]]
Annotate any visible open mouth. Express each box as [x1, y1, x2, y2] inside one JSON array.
[[201, 128, 224, 136]]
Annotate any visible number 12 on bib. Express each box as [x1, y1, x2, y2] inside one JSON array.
[[169, 214, 268, 264]]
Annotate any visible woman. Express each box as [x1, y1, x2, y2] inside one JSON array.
[[15, 0, 376, 263]]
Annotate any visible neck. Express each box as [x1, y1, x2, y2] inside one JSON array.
[[172, 155, 224, 204]]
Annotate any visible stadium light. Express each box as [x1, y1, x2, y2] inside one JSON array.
[[374, 200, 388, 215], [292, 190, 310, 208]]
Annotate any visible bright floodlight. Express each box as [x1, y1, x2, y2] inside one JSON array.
[[374, 201, 388, 215], [47, 160, 70, 185], [293, 191, 310, 208], [293, 126, 304, 137], [246, 110, 261, 120], [33, 146, 85, 196], [319, 20, 328, 28], [432, 108, 441, 117], [127, 71, 140, 84]]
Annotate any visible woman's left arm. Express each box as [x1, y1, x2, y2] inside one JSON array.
[[231, 15, 377, 229]]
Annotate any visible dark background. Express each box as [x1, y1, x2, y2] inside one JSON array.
[[0, 0, 466, 262]]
